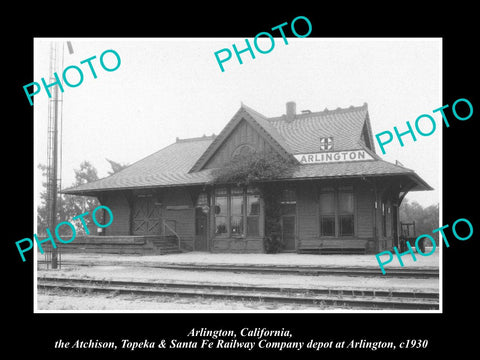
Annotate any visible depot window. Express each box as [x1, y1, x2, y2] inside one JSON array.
[[214, 186, 260, 237], [319, 185, 355, 237]]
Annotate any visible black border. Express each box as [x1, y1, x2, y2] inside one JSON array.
[[7, 6, 479, 356]]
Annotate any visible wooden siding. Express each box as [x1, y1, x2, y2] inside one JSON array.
[[383, 197, 395, 249], [374, 180, 401, 251], [203, 119, 276, 169], [297, 179, 375, 253], [211, 237, 264, 253], [163, 208, 195, 251], [102, 192, 131, 236], [91, 177, 396, 254], [100, 188, 197, 250], [356, 181, 374, 239], [162, 188, 195, 251], [162, 188, 194, 206], [296, 182, 318, 242]]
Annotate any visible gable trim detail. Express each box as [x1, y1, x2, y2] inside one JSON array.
[[189, 106, 296, 173]]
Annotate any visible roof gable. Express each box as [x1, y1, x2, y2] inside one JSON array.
[[189, 104, 295, 172]]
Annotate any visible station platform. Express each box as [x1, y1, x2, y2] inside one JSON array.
[[37, 250, 440, 271]]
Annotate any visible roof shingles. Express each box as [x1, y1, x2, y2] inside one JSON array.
[[62, 103, 431, 195], [268, 104, 368, 153]]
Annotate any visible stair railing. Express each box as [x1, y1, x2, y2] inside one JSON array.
[[163, 220, 181, 250]]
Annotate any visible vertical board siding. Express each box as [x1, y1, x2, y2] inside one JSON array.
[[163, 208, 195, 249], [211, 238, 264, 253], [163, 188, 195, 250], [162, 188, 193, 206], [356, 181, 374, 239], [296, 182, 318, 240], [204, 119, 275, 169], [103, 192, 131, 236]]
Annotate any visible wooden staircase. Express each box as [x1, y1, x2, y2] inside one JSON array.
[[150, 235, 182, 255]]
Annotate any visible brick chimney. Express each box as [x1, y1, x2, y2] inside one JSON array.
[[286, 101, 296, 122]]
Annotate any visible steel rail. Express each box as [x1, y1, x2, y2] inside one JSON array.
[[37, 276, 439, 310], [38, 260, 439, 278]]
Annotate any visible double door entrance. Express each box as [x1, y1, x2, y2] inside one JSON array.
[[132, 196, 161, 235], [194, 209, 295, 252]]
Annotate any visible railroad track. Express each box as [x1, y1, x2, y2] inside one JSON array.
[[37, 276, 439, 310], [38, 260, 439, 278]]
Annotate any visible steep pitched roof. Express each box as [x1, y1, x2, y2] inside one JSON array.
[[240, 103, 293, 154], [63, 136, 215, 195], [62, 102, 432, 195], [188, 104, 294, 172], [267, 103, 374, 154]]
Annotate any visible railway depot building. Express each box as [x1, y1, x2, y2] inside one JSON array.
[[63, 102, 432, 255]]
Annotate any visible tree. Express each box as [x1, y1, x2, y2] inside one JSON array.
[[68, 161, 101, 234], [106, 158, 129, 176], [37, 159, 127, 235], [37, 163, 71, 235], [37, 161, 100, 235], [211, 151, 295, 187], [400, 198, 440, 244]]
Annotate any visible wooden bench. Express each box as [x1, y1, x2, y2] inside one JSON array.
[[298, 239, 368, 254]]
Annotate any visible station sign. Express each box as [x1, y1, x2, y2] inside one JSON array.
[[294, 149, 373, 164]]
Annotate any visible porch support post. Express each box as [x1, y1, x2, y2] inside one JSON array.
[[125, 190, 134, 236]]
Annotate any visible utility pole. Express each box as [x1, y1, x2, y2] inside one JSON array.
[[45, 41, 72, 269], [46, 41, 61, 269]]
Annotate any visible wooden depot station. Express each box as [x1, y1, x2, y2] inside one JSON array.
[[63, 102, 431, 255]]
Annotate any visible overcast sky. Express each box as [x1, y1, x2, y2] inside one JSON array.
[[33, 38, 441, 207]]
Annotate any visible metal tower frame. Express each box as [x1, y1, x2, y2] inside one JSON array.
[[45, 41, 65, 269]]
